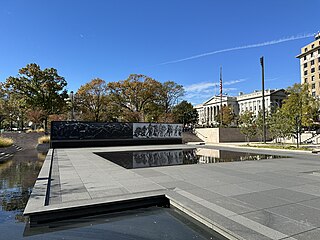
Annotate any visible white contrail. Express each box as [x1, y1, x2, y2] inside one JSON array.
[[158, 33, 315, 65]]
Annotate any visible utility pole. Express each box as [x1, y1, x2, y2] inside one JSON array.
[[70, 91, 75, 121], [260, 57, 266, 143], [220, 66, 223, 127]]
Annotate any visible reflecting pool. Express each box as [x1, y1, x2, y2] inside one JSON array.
[[0, 148, 225, 239], [0, 149, 43, 238], [95, 148, 289, 169]]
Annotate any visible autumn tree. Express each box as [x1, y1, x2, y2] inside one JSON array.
[[75, 78, 110, 122], [161, 81, 185, 111], [278, 83, 319, 143], [157, 81, 185, 121], [26, 108, 45, 130], [4, 63, 68, 132], [0, 84, 27, 130], [255, 110, 269, 142], [268, 109, 292, 143], [239, 111, 257, 143], [281, 83, 318, 128], [172, 100, 198, 125], [0, 86, 5, 129], [107, 74, 162, 122], [215, 106, 236, 127]]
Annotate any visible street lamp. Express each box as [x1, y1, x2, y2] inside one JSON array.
[[260, 56, 266, 143], [70, 91, 75, 121]]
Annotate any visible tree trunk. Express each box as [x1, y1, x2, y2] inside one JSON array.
[[44, 117, 48, 134], [139, 112, 145, 122]]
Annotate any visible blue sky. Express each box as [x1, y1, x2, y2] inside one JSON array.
[[0, 0, 319, 105]]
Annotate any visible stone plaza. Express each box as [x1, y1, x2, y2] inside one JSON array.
[[24, 143, 320, 240]]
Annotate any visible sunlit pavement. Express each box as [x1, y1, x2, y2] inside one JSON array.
[[25, 144, 320, 240]]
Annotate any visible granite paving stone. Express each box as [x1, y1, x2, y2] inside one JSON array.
[[236, 181, 280, 192], [257, 177, 306, 188], [288, 184, 320, 197], [232, 192, 292, 209], [283, 228, 320, 240], [171, 189, 289, 240], [267, 203, 320, 228], [209, 196, 258, 215], [24, 144, 320, 240], [132, 169, 166, 177], [62, 192, 91, 202], [207, 184, 256, 197], [239, 209, 314, 236], [159, 180, 199, 190], [123, 183, 165, 193], [183, 187, 224, 201], [297, 197, 320, 210], [147, 175, 177, 183], [258, 188, 319, 203], [88, 188, 130, 198]]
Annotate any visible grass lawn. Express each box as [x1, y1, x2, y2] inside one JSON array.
[[241, 143, 311, 151]]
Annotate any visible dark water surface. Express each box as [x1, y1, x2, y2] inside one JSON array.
[[0, 149, 43, 238], [96, 148, 289, 169], [0, 148, 223, 239]]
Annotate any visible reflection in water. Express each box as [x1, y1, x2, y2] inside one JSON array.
[[23, 206, 224, 240], [37, 152, 47, 161], [0, 150, 44, 223], [96, 148, 288, 169], [96, 149, 199, 169], [196, 149, 288, 164]]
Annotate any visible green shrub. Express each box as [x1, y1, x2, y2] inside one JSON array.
[[0, 137, 14, 148]]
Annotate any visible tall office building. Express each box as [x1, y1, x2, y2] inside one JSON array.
[[297, 33, 320, 97]]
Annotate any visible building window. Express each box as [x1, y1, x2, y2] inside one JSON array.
[[311, 52, 314, 57], [312, 76, 315, 81], [304, 70, 308, 75], [305, 78, 308, 83], [304, 63, 308, 68], [311, 68, 315, 73], [311, 60, 315, 65], [318, 49, 320, 54], [305, 48, 308, 52], [312, 83, 315, 89], [312, 92, 316, 97], [304, 56, 307, 60], [312, 44, 315, 48]]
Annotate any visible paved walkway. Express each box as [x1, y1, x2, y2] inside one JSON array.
[[25, 144, 320, 239]]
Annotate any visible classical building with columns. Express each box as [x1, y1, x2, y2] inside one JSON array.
[[195, 89, 287, 126], [194, 95, 238, 126]]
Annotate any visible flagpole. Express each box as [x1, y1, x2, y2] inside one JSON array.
[[220, 66, 223, 127]]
